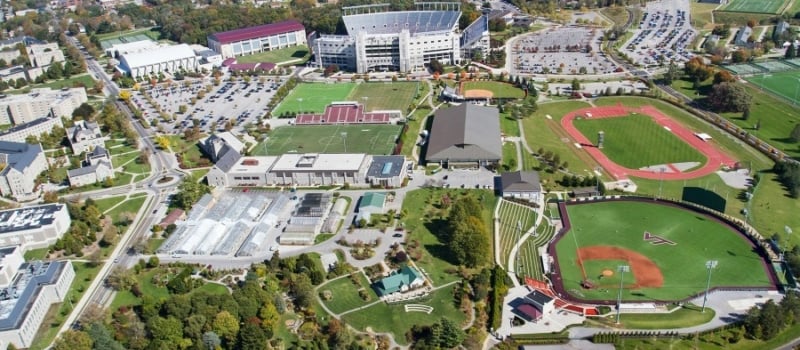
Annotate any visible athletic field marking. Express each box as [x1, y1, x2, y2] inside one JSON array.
[[643, 231, 676, 246]]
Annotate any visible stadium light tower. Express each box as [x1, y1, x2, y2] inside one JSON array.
[[615, 265, 630, 324], [362, 96, 369, 111], [297, 98, 304, 113], [341, 132, 348, 152], [702, 260, 718, 313]]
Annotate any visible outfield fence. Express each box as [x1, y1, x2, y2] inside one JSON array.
[[545, 196, 781, 306]]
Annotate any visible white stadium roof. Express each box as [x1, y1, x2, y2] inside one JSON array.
[[119, 43, 196, 69]]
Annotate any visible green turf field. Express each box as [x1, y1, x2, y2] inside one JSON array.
[[462, 81, 525, 99], [236, 45, 310, 65], [554, 201, 773, 302], [272, 83, 356, 116], [573, 114, 706, 169], [349, 82, 419, 112], [721, 0, 786, 13], [745, 71, 800, 104], [252, 124, 402, 155]]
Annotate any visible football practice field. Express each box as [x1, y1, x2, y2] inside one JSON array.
[[721, 0, 786, 13], [252, 124, 402, 155], [553, 201, 774, 302], [272, 82, 419, 117], [745, 71, 800, 105]]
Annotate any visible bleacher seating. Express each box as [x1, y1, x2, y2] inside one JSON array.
[[294, 103, 394, 125], [343, 11, 460, 36]]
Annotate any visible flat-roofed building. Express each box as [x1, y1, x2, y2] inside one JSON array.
[[267, 153, 371, 186], [0, 117, 63, 143], [206, 148, 279, 188], [0, 204, 70, 250], [207, 20, 307, 59], [426, 103, 502, 169], [366, 155, 407, 188], [0, 141, 47, 200], [0, 88, 88, 125], [117, 44, 198, 78], [0, 260, 74, 348]]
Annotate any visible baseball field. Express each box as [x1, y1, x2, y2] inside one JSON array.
[[462, 81, 525, 99], [573, 114, 707, 169], [552, 200, 774, 302], [251, 124, 402, 155]]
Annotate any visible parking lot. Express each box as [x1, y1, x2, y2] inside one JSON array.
[[620, 0, 696, 68], [130, 75, 286, 135], [511, 26, 620, 75]]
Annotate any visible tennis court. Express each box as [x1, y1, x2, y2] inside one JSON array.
[[251, 124, 402, 155]]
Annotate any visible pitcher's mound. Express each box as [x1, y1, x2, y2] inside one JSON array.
[[601, 269, 614, 277]]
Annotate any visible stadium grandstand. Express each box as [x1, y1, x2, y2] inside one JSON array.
[[294, 102, 399, 125], [208, 20, 307, 59], [311, 2, 489, 73]]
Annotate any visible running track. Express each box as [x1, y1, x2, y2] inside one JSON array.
[[561, 105, 736, 181]]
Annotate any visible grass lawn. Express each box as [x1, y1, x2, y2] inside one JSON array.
[[555, 201, 774, 302], [24, 247, 51, 260], [500, 113, 521, 137], [272, 83, 356, 116], [502, 142, 518, 172], [462, 81, 525, 99], [341, 284, 466, 346], [236, 45, 310, 65], [106, 196, 148, 226], [94, 195, 127, 213], [721, 0, 785, 13], [401, 189, 497, 285], [573, 113, 707, 169], [33, 74, 95, 90], [349, 82, 419, 112], [122, 159, 151, 174], [319, 273, 378, 315], [190, 169, 210, 183], [618, 318, 800, 349], [252, 124, 401, 155], [671, 76, 800, 159], [400, 107, 432, 158], [691, 3, 721, 28], [112, 151, 138, 169], [600, 6, 630, 27], [164, 135, 209, 169], [112, 278, 229, 310], [275, 313, 300, 344], [28, 262, 101, 350], [521, 100, 595, 188], [315, 233, 335, 244], [614, 304, 715, 329], [518, 223, 557, 279]]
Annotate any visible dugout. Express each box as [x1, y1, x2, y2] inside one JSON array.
[[571, 187, 600, 198]]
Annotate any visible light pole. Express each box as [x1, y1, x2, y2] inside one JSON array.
[[362, 96, 369, 111], [297, 98, 303, 114], [702, 260, 718, 313], [341, 132, 348, 152], [615, 265, 630, 324], [794, 79, 800, 106], [657, 167, 665, 199], [516, 220, 522, 275]]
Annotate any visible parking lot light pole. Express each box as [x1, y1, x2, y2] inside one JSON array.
[[615, 265, 630, 324], [702, 260, 718, 313]]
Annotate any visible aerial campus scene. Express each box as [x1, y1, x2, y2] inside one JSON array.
[[1, 0, 800, 349]]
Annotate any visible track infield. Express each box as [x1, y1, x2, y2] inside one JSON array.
[[551, 200, 775, 302], [252, 124, 402, 155], [561, 105, 735, 180]]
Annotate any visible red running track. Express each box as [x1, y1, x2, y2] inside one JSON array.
[[561, 105, 736, 181]]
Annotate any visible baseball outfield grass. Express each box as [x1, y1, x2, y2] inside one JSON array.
[[554, 201, 773, 302], [572, 114, 706, 169]]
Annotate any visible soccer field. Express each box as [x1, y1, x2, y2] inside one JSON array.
[[553, 201, 774, 302], [350, 82, 419, 112], [721, 0, 786, 13], [573, 114, 706, 169], [272, 83, 356, 117], [252, 124, 402, 155], [745, 71, 800, 104]]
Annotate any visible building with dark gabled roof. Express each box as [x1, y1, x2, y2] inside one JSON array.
[[501, 171, 542, 202], [0, 141, 47, 200], [207, 20, 307, 59], [426, 103, 502, 169]]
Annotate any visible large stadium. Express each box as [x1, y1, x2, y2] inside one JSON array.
[[311, 2, 489, 73]]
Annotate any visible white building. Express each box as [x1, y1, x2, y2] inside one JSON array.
[[0, 88, 88, 125], [117, 44, 199, 78], [66, 120, 107, 154], [0, 141, 47, 200], [0, 41, 64, 69], [207, 20, 307, 59], [0, 204, 71, 250], [312, 4, 489, 73], [0, 117, 63, 143], [67, 146, 114, 187], [104, 39, 159, 58], [0, 259, 74, 349], [267, 153, 371, 186]]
